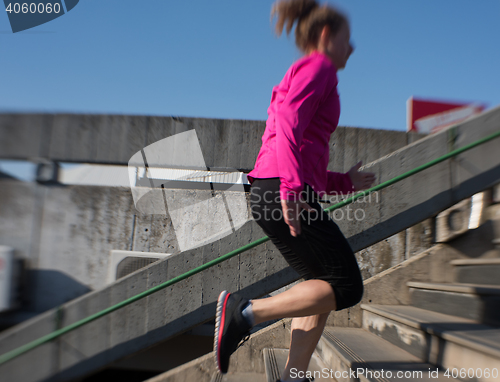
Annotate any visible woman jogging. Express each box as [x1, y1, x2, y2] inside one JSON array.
[[214, 1, 375, 381]]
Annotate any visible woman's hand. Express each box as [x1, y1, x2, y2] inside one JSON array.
[[348, 161, 376, 191], [281, 199, 315, 237]]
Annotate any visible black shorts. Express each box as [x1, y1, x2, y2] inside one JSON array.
[[250, 177, 363, 311]]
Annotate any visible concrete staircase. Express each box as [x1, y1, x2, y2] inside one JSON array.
[[148, 207, 500, 382], [331, 244, 500, 382]]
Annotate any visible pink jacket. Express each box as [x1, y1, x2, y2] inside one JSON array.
[[247, 51, 354, 200]]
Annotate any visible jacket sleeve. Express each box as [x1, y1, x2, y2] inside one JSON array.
[[326, 170, 355, 195], [276, 60, 335, 201]]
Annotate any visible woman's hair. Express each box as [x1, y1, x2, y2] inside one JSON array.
[[271, 0, 348, 52]]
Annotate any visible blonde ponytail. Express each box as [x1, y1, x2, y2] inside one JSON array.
[[271, 0, 347, 52]]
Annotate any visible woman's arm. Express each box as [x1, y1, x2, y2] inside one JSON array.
[[326, 170, 355, 195], [326, 161, 376, 195]]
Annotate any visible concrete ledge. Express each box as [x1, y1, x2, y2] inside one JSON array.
[[407, 281, 500, 295], [0, 113, 416, 171], [0, 114, 267, 170], [451, 258, 500, 265]]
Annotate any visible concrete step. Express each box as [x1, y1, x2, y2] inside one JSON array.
[[263, 348, 334, 382], [408, 281, 500, 325], [361, 304, 500, 378], [211, 371, 266, 382], [315, 327, 458, 382], [450, 258, 500, 285], [493, 238, 500, 249]]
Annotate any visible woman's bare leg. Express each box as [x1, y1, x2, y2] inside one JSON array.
[[251, 279, 336, 324], [248, 279, 336, 381], [281, 313, 330, 382]]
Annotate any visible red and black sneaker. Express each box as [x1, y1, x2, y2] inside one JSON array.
[[214, 290, 252, 374]]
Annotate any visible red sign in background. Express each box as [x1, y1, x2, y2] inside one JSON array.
[[407, 97, 486, 133]]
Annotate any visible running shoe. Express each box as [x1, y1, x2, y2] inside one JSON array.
[[214, 290, 252, 374]]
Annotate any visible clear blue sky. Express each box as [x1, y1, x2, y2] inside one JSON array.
[[1, 0, 499, 131]]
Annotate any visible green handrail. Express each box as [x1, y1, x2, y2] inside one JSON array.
[[1, 128, 499, 366]]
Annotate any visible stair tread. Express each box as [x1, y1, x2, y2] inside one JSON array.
[[264, 348, 333, 381], [321, 327, 459, 381], [407, 281, 500, 295], [451, 258, 500, 266], [214, 372, 266, 382], [361, 304, 500, 358]]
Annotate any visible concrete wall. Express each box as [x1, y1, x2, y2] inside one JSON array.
[[0, 114, 264, 170], [0, 180, 138, 312]]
